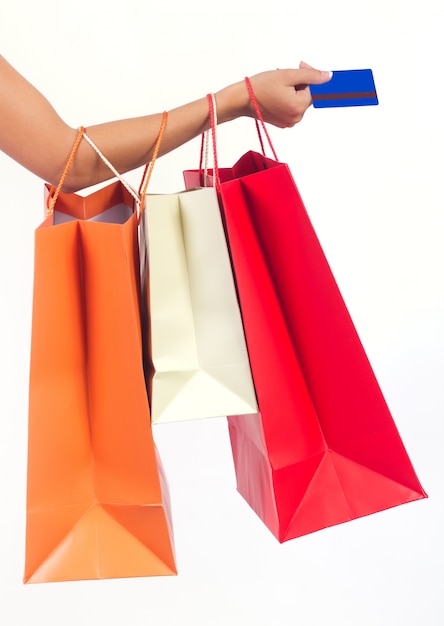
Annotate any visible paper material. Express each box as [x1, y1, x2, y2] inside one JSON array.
[[143, 186, 258, 423]]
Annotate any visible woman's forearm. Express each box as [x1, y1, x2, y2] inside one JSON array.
[[66, 80, 251, 192]]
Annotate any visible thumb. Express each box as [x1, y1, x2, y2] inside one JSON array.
[[297, 61, 332, 85]]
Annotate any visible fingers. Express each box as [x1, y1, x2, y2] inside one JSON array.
[[297, 67, 332, 86], [283, 64, 332, 87]]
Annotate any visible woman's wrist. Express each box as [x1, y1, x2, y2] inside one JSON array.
[[214, 79, 251, 124]]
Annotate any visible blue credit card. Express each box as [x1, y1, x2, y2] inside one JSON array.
[[310, 69, 378, 108]]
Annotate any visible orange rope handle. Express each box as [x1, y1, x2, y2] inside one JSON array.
[[46, 127, 85, 216], [138, 111, 168, 220]]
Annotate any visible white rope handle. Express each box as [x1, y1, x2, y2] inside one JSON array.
[[82, 131, 141, 205], [203, 93, 217, 187]]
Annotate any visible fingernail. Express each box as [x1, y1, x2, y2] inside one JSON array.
[[322, 70, 333, 79]]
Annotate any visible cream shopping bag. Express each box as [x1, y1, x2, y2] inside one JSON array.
[[140, 185, 258, 423]]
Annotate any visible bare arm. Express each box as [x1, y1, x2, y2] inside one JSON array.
[[0, 56, 331, 192]]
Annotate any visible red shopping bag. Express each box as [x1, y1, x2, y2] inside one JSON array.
[[183, 88, 427, 542]]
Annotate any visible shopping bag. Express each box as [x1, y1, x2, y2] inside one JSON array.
[[183, 87, 427, 542], [25, 128, 176, 583], [139, 138, 257, 424]]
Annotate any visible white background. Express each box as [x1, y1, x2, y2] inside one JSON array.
[[0, 1, 443, 624]]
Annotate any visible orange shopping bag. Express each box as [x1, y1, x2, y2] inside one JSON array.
[[24, 125, 176, 583]]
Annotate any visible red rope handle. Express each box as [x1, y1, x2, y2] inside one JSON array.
[[199, 131, 205, 172], [244, 77, 278, 161], [254, 118, 266, 157], [46, 127, 85, 215]]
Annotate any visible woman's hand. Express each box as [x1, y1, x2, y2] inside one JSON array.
[[249, 62, 332, 127], [216, 61, 332, 128]]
